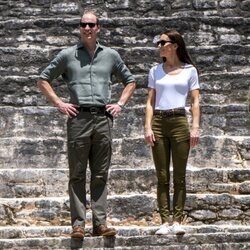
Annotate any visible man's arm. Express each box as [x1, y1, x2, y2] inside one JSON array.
[[37, 79, 79, 117], [117, 82, 136, 106], [106, 81, 136, 116]]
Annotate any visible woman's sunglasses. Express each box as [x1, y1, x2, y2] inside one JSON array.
[[80, 22, 97, 28], [156, 40, 174, 46]]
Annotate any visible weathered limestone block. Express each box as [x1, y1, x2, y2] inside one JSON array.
[[0, 47, 48, 68], [0, 138, 67, 169], [208, 183, 239, 194], [219, 34, 241, 44], [228, 169, 250, 182], [219, 0, 238, 8], [189, 210, 217, 221], [239, 181, 250, 194], [98, 0, 173, 18], [112, 138, 151, 167], [171, 0, 192, 9], [50, 2, 79, 14], [0, 169, 68, 198], [200, 72, 250, 103], [108, 168, 157, 195], [0, 106, 66, 138], [240, 0, 250, 11], [199, 105, 248, 136], [112, 107, 145, 139], [193, 0, 217, 10], [239, 139, 250, 160], [186, 136, 248, 168], [0, 237, 69, 250], [108, 194, 157, 221], [185, 168, 223, 193], [186, 194, 250, 213], [0, 226, 71, 239], [0, 194, 249, 227], [194, 45, 250, 72], [219, 208, 243, 219]]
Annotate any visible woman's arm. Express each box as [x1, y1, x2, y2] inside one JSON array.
[[144, 88, 156, 146], [190, 89, 200, 147]]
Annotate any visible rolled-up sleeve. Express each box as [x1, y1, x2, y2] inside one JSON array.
[[113, 52, 135, 85], [39, 50, 66, 83]]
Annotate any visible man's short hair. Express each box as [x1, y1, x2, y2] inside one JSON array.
[[80, 9, 99, 25]]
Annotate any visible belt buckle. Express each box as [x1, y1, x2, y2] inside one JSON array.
[[90, 107, 98, 114]]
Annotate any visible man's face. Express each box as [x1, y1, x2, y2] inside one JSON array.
[[80, 13, 100, 43]]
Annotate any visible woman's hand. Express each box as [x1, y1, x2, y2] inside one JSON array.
[[144, 128, 155, 146], [190, 127, 200, 148]]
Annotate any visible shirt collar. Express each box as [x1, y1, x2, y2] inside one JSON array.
[[76, 41, 104, 50]]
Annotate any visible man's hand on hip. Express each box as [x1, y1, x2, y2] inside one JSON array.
[[106, 103, 122, 117], [56, 101, 79, 117]]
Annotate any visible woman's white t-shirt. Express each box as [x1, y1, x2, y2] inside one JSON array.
[[148, 63, 200, 110]]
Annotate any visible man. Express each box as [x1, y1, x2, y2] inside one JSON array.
[[37, 10, 136, 238]]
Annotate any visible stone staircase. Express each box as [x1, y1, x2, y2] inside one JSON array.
[[0, 1, 249, 249]]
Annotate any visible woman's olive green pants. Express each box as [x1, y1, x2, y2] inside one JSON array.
[[152, 114, 190, 223]]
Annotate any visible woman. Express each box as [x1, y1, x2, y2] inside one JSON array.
[[144, 30, 200, 235]]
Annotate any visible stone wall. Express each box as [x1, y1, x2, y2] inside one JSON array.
[[0, 0, 249, 169], [0, 0, 249, 249]]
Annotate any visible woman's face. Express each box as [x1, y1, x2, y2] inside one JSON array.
[[157, 34, 176, 58]]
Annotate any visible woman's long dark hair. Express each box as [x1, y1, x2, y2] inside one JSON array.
[[162, 30, 195, 66]]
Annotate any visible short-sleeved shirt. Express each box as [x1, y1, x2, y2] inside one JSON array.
[[148, 63, 199, 110], [39, 42, 135, 106]]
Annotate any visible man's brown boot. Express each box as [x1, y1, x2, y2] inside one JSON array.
[[70, 226, 85, 238], [93, 225, 116, 237]]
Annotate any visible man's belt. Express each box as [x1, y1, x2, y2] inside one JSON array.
[[154, 108, 186, 117], [78, 106, 106, 114], [77, 106, 113, 120]]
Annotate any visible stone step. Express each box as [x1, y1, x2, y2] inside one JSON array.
[[0, 194, 249, 227], [1, 45, 249, 76], [1, 72, 249, 106], [0, 167, 249, 198], [1, 224, 250, 239], [0, 15, 248, 48], [0, 104, 249, 139], [1, 1, 248, 20], [0, 135, 248, 169], [0, 225, 249, 249]]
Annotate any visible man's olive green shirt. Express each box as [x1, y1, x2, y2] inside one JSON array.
[[39, 42, 135, 106]]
